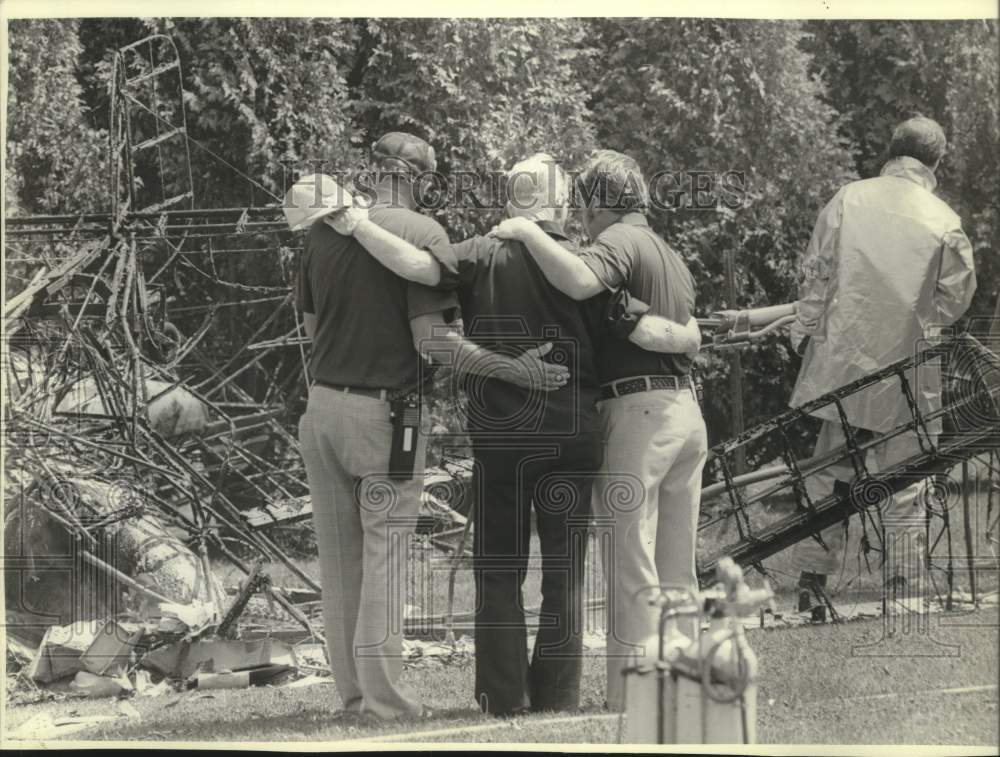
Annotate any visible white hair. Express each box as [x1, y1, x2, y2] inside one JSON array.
[[505, 153, 570, 224]]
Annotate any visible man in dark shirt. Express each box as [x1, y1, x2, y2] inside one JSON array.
[[298, 196, 456, 392], [337, 152, 699, 717], [449, 156, 603, 717], [574, 208, 697, 386], [293, 136, 566, 721], [338, 154, 601, 716], [490, 149, 707, 712]]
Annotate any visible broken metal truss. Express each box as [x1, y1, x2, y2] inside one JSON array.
[[697, 330, 999, 611], [4, 33, 477, 649]]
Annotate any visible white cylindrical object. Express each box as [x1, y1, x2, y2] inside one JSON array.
[[623, 619, 690, 743], [673, 617, 758, 744], [622, 659, 666, 743]]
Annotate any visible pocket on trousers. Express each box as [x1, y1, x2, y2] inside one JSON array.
[[297, 411, 313, 450], [622, 402, 669, 421], [341, 420, 392, 479]]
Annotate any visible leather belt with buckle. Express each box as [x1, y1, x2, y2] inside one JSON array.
[[312, 381, 389, 401], [600, 374, 691, 400]]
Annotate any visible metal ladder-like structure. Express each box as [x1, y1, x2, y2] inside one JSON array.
[[696, 328, 999, 612], [3, 34, 320, 642]]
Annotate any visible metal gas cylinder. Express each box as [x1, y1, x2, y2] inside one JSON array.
[[671, 607, 759, 743], [619, 559, 772, 745], [621, 587, 698, 743]]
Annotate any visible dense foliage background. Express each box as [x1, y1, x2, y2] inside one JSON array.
[[5, 17, 998, 466]]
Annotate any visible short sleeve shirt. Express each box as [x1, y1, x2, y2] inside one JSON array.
[[577, 213, 696, 382], [296, 205, 458, 390], [451, 222, 603, 438]]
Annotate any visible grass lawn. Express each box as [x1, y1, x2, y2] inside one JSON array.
[[5, 605, 997, 746], [7, 458, 996, 746]]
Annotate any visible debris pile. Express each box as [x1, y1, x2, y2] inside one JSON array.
[[2, 36, 473, 692], [3, 35, 477, 675], [2, 241, 475, 696], [3, 191, 474, 702], [11, 612, 301, 704]]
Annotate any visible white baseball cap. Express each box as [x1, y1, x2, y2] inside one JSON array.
[[282, 174, 354, 231]]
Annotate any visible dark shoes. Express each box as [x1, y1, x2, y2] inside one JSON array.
[[797, 589, 812, 613], [886, 574, 908, 592], [798, 571, 829, 622]]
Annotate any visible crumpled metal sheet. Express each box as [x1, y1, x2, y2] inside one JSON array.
[[141, 637, 298, 679], [5, 474, 225, 640], [56, 377, 210, 437]]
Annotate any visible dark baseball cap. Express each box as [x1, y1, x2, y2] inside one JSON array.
[[372, 132, 437, 174]]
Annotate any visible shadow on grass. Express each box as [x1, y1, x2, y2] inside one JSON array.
[[89, 698, 490, 743]]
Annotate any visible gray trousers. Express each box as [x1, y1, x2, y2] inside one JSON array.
[[298, 386, 427, 719], [789, 419, 929, 577]]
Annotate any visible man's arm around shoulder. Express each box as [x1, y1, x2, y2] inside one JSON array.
[[488, 217, 605, 300], [330, 207, 456, 288]]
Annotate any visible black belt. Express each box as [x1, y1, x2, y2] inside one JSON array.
[[312, 381, 390, 401], [600, 374, 691, 400]]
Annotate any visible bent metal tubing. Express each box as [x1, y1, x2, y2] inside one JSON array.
[[697, 333, 999, 586]]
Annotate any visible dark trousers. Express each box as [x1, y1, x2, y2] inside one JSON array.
[[471, 434, 601, 715]]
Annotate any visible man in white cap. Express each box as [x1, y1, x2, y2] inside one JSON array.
[[335, 151, 700, 716], [290, 134, 567, 721], [787, 115, 977, 617]]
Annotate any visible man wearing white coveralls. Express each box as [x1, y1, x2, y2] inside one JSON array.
[[787, 116, 977, 611]]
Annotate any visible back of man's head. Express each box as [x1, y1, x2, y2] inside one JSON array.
[[888, 116, 947, 169], [505, 153, 571, 224], [372, 131, 437, 177], [575, 149, 649, 214]]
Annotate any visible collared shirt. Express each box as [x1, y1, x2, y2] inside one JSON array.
[[577, 212, 696, 383], [452, 220, 604, 437], [789, 156, 977, 432], [882, 154, 938, 191], [296, 202, 458, 390]]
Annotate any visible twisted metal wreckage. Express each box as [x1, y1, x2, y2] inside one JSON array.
[[4, 35, 999, 695]]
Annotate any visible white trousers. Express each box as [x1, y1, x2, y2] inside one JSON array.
[[592, 386, 708, 711]]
